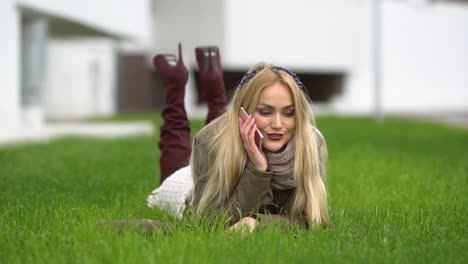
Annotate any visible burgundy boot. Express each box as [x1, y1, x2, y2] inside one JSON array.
[[154, 43, 191, 183], [195, 46, 228, 124]]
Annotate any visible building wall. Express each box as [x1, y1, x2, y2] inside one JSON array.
[[45, 39, 116, 120], [0, 0, 21, 135], [225, 0, 468, 114], [224, 0, 373, 114], [224, 0, 368, 68], [18, 0, 151, 44], [382, 1, 468, 113], [153, 0, 374, 114], [0, 0, 151, 135]]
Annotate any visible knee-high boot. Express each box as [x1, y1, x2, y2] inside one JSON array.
[[154, 44, 191, 183], [195, 46, 228, 125]]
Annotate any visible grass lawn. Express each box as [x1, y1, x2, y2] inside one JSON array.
[[0, 115, 466, 263]]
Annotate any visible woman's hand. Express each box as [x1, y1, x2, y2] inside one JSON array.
[[228, 216, 258, 234], [239, 116, 268, 172]]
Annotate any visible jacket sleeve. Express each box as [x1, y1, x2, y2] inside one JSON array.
[[225, 162, 273, 224], [314, 127, 328, 182], [191, 135, 273, 225]]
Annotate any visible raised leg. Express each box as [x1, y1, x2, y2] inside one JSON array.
[[154, 44, 191, 183], [195, 46, 228, 124]]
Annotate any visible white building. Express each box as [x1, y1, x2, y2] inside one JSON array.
[[152, 0, 468, 117], [0, 0, 151, 138], [1, 0, 467, 142]]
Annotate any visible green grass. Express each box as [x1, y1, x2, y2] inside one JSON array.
[[0, 115, 466, 263]]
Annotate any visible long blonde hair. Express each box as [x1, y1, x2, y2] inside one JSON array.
[[191, 63, 329, 227]]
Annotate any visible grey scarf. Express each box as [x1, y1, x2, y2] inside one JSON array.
[[265, 139, 296, 191]]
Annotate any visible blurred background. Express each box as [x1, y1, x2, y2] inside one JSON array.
[[1, 0, 467, 143]]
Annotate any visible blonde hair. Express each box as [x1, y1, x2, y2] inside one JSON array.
[[191, 63, 329, 227]]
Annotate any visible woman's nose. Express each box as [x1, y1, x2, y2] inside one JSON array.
[[271, 114, 283, 129]]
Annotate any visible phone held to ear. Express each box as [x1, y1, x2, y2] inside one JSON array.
[[239, 107, 263, 150]]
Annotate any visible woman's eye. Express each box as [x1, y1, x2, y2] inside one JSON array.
[[258, 111, 271, 116], [283, 111, 295, 117]]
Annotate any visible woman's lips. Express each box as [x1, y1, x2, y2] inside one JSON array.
[[267, 133, 283, 140]]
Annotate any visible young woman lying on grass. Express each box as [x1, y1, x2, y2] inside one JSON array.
[[146, 44, 329, 233]]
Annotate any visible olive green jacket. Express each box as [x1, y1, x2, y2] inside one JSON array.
[[191, 121, 326, 227]]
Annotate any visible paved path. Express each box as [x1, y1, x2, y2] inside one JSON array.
[[399, 113, 468, 129], [0, 121, 154, 147]]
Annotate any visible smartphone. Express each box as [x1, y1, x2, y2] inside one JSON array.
[[239, 107, 263, 150]]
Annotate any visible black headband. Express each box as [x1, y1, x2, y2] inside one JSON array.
[[237, 65, 307, 93]]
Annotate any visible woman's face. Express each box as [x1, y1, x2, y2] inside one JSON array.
[[253, 82, 296, 153]]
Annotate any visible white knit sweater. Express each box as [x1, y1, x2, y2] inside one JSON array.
[[146, 166, 193, 219]]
